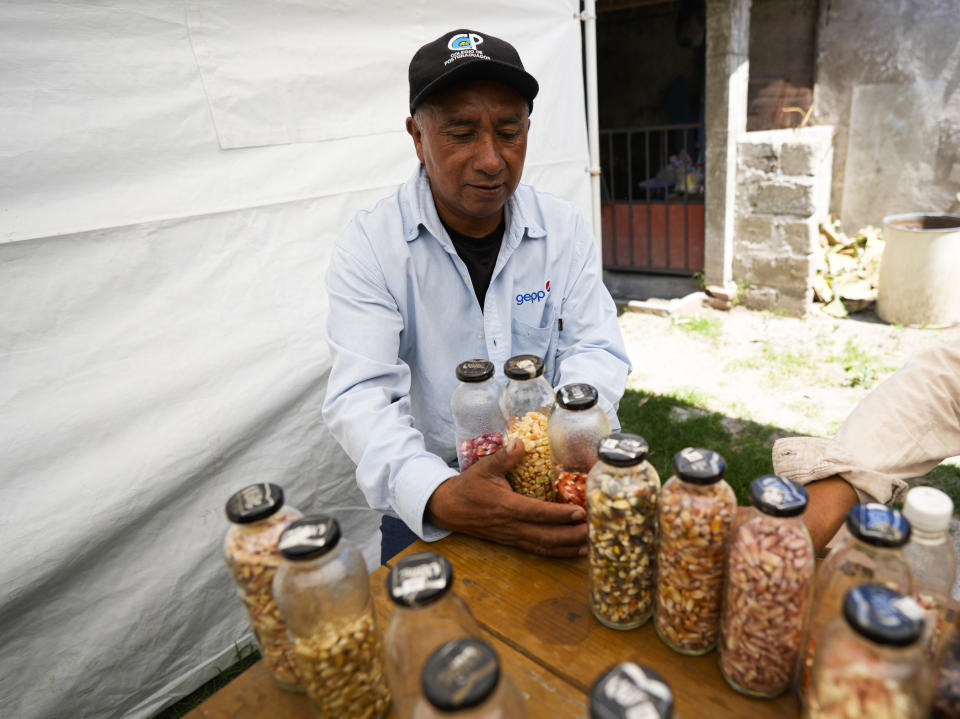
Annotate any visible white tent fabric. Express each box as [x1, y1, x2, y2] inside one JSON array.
[[0, 2, 590, 718]]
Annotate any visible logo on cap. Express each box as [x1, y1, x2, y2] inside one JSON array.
[[448, 33, 483, 52]]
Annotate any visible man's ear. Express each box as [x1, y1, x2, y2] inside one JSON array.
[[405, 117, 425, 164]]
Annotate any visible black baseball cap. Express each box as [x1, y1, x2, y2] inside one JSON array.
[[408, 29, 539, 116]]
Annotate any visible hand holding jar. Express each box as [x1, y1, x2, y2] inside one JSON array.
[[499, 355, 557, 501], [548, 383, 610, 509]]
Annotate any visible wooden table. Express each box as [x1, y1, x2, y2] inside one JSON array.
[[186, 533, 801, 718]]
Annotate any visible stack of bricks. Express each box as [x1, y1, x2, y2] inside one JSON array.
[[732, 126, 834, 316]]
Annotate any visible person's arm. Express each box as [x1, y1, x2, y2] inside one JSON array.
[[775, 339, 960, 550], [802, 475, 858, 557], [552, 211, 631, 428], [323, 230, 455, 541], [324, 222, 588, 556]]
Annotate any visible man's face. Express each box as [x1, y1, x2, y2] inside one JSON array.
[[406, 80, 529, 237]]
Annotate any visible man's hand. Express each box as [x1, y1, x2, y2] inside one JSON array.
[[426, 439, 588, 558]]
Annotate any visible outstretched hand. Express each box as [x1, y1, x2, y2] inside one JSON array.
[[426, 439, 587, 558]]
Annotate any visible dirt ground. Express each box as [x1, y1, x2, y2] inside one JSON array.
[[617, 302, 960, 440]]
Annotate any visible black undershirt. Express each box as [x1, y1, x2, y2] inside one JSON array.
[[440, 216, 505, 310]]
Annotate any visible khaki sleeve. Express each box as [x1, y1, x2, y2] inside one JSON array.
[[773, 339, 960, 504]]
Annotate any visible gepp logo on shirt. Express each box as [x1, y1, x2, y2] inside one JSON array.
[[516, 281, 551, 306]]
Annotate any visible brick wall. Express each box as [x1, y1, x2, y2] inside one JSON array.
[[733, 126, 833, 316]]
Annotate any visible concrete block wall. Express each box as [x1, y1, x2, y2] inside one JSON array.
[[733, 126, 834, 316]]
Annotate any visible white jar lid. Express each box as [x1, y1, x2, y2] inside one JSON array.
[[903, 486, 953, 533]]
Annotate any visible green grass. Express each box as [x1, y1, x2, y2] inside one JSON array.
[[833, 337, 897, 389], [153, 643, 260, 718], [618, 388, 784, 505], [674, 315, 723, 340]]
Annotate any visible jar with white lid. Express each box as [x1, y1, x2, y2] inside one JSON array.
[[902, 486, 958, 661]]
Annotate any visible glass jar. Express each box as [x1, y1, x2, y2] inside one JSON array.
[[411, 638, 525, 719], [903, 486, 958, 661], [798, 502, 913, 696], [587, 433, 660, 629], [548, 383, 611, 508], [588, 663, 674, 719], [500, 354, 557, 501], [719, 475, 815, 698], [384, 552, 482, 719], [932, 629, 960, 718], [222, 482, 303, 691], [654, 448, 736, 655], [804, 584, 930, 719], [272, 516, 390, 718], [450, 359, 505, 471]]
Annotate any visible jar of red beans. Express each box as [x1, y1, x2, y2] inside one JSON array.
[[450, 359, 505, 471], [548, 383, 610, 509], [719, 475, 815, 698]]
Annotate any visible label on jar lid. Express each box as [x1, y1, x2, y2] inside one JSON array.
[[224, 483, 284, 524], [589, 663, 673, 719], [504, 354, 544, 379], [845, 503, 911, 548], [556, 383, 599, 410], [672, 447, 726, 484], [597, 433, 648, 467], [422, 639, 500, 711], [277, 516, 341, 560], [455, 359, 495, 382], [388, 552, 453, 607], [749, 475, 808, 517], [843, 584, 925, 647]]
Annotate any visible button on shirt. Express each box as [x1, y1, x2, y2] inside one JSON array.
[[323, 166, 631, 541]]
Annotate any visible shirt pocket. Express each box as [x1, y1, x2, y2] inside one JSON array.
[[510, 304, 561, 375]]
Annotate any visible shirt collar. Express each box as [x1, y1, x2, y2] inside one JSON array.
[[401, 165, 546, 244]]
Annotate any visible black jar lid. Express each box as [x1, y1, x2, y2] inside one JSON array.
[[597, 433, 649, 467], [748, 475, 808, 517], [671, 447, 726, 485], [556, 383, 599, 410], [421, 638, 500, 711], [504, 354, 544, 379], [387, 552, 453, 607], [277, 515, 341, 560], [846, 503, 911, 547], [842, 583, 925, 647], [225, 483, 284, 524], [455, 359, 495, 382], [589, 662, 673, 719]]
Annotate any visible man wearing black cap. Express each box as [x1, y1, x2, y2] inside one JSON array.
[[323, 29, 631, 562]]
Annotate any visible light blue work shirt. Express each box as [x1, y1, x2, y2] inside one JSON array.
[[323, 166, 631, 540]]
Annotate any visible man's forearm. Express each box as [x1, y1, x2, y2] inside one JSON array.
[[803, 474, 858, 556]]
